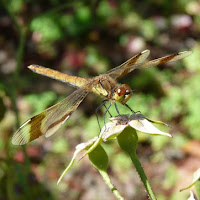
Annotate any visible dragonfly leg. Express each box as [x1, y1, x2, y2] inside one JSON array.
[[104, 104, 112, 117], [124, 103, 136, 113], [114, 102, 121, 115], [95, 100, 108, 131], [103, 102, 112, 131]]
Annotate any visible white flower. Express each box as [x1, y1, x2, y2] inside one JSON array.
[[58, 113, 171, 185], [187, 191, 196, 200], [101, 113, 171, 141]]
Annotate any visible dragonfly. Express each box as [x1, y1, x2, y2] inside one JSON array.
[[12, 50, 191, 145]]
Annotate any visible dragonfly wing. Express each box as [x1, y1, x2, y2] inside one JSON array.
[[135, 50, 192, 70], [107, 50, 150, 80], [107, 50, 192, 79], [12, 88, 89, 145], [108, 50, 192, 80]]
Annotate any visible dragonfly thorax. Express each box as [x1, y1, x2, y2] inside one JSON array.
[[112, 84, 132, 104]]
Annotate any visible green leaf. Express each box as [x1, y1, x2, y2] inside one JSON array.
[[117, 126, 138, 155], [89, 145, 109, 171], [57, 137, 98, 184]]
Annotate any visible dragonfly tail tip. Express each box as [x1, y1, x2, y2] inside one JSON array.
[[28, 64, 39, 72], [27, 65, 33, 70]]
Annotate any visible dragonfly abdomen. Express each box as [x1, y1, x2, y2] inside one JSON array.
[[28, 65, 89, 88]]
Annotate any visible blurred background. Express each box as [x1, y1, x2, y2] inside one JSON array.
[[0, 0, 200, 199]]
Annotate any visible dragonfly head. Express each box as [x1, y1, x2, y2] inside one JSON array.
[[113, 84, 132, 104]]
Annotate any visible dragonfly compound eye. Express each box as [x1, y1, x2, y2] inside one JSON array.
[[123, 84, 131, 95], [117, 87, 126, 96]]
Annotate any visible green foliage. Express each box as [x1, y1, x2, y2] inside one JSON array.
[[151, 135, 170, 151], [0, 161, 53, 200], [182, 73, 200, 139], [160, 87, 184, 120], [30, 5, 93, 42], [7, 0, 23, 13], [140, 19, 158, 41], [97, 1, 115, 19], [60, 8, 92, 36], [75, 6, 91, 23], [30, 15, 63, 42], [170, 191, 188, 200], [112, 152, 132, 172], [125, 94, 155, 115], [84, 115, 100, 139], [85, 46, 109, 74], [163, 165, 178, 189], [25, 91, 57, 114], [52, 137, 69, 153], [119, 1, 132, 14], [171, 133, 189, 148], [184, 45, 200, 72]]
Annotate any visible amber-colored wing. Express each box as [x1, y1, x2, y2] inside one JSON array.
[[106, 49, 150, 80], [107, 50, 192, 80], [12, 88, 89, 145]]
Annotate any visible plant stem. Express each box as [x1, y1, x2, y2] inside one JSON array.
[[99, 170, 124, 200], [117, 128, 157, 200], [129, 152, 157, 200], [2, 1, 31, 199]]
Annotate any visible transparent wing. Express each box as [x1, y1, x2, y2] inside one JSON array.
[[135, 50, 192, 70], [106, 50, 150, 79], [107, 50, 192, 80], [12, 88, 89, 145]]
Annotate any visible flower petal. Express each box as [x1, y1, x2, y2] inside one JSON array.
[[57, 148, 79, 185], [57, 137, 98, 184], [188, 191, 196, 200], [144, 116, 169, 127], [102, 122, 127, 141], [129, 117, 171, 137], [192, 168, 200, 184]]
